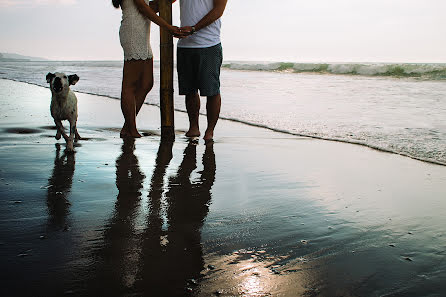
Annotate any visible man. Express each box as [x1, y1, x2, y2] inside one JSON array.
[[176, 0, 227, 142]]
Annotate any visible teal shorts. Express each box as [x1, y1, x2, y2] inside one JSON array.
[[177, 43, 223, 97]]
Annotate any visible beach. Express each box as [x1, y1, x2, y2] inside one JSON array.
[[1, 78, 446, 296], [2, 61, 446, 166]]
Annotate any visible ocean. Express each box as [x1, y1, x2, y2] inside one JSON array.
[[1, 60, 445, 165]]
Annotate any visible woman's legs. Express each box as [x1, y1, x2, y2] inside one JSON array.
[[121, 60, 143, 137], [135, 59, 154, 115], [120, 59, 153, 138]]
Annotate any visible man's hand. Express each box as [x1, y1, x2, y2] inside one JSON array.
[[180, 26, 194, 36]]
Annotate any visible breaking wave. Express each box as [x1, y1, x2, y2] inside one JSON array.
[[223, 62, 446, 80]]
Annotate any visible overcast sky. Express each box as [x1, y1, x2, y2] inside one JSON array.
[[0, 0, 445, 62]]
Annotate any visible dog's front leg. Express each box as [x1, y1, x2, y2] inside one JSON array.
[[54, 120, 62, 140], [54, 120, 69, 142], [66, 120, 75, 152]]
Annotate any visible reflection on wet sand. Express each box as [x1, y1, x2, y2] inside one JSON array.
[[139, 141, 216, 296], [46, 143, 75, 230], [86, 140, 216, 296], [87, 138, 146, 295]]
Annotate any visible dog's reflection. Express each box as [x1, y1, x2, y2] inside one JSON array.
[[46, 143, 75, 229], [139, 141, 216, 296]]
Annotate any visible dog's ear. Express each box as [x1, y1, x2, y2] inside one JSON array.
[[68, 74, 79, 86], [46, 72, 55, 83]]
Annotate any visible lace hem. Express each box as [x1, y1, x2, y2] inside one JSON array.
[[124, 52, 153, 61]]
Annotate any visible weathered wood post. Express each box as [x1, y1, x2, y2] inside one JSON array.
[[159, 0, 175, 141]]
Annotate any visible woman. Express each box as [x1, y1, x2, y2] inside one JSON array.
[[113, 0, 179, 138]]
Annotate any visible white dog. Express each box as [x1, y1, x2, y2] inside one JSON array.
[[46, 72, 81, 152]]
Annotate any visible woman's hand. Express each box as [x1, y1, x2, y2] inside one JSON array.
[[169, 25, 181, 37]]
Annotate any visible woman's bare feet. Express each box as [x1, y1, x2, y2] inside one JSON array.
[[120, 126, 127, 138], [129, 131, 142, 138]]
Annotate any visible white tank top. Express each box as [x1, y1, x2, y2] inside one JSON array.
[[177, 0, 222, 48]]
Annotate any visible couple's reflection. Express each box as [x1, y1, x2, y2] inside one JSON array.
[[94, 138, 145, 294], [139, 140, 216, 295], [89, 139, 216, 296], [46, 143, 75, 230]]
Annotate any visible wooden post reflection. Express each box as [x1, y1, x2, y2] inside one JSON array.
[[159, 0, 175, 141]]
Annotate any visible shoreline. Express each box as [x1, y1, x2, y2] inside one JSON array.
[[1, 78, 445, 167], [1, 79, 446, 296]]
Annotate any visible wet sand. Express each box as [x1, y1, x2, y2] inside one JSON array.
[[1, 79, 446, 297]]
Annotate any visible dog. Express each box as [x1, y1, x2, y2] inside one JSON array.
[[46, 72, 81, 152]]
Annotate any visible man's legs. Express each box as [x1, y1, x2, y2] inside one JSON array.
[[204, 94, 221, 142], [185, 91, 201, 137], [179, 44, 222, 140]]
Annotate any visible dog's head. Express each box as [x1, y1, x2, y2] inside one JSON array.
[[46, 72, 79, 94]]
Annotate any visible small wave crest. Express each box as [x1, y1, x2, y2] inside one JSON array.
[[222, 62, 446, 80]]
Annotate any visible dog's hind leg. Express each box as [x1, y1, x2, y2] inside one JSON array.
[[74, 125, 81, 141]]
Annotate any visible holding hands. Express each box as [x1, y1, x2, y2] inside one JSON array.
[[168, 25, 181, 36], [173, 26, 196, 38], [167, 25, 194, 38]]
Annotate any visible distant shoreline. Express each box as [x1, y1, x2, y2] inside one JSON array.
[[0, 52, 48, 62], [0, 58, 29, 62]]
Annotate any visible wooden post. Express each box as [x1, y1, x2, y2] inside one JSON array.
[[159, 0, 175, 141]]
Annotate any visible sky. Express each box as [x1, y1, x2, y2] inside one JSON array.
[[0, 0, 445, 62]]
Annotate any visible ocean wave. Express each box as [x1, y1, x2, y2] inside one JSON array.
[[222, 62, 446, 80]]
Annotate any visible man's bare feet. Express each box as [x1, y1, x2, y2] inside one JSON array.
[[203, 129, 213, 143], [185, 128, 200, 138]]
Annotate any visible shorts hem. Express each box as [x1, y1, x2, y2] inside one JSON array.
[[179, 89, 198, 96], [179, 90, 220, 97]]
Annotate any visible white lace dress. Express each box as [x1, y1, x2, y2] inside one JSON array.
[[119, 0, 153, 61]]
